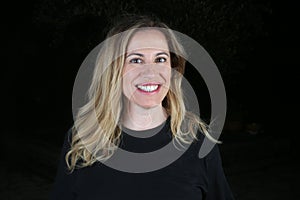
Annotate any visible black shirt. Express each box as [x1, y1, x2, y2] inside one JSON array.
[[50, 117, 235, 200]]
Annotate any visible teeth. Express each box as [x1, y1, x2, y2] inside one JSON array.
[[137, 85, 159, 92]]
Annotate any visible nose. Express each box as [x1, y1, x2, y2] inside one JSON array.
[[140, 64, 158, 77]]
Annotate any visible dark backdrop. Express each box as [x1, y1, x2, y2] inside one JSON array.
[[3, 1, 288, 200], [7, 0, 273, 138]]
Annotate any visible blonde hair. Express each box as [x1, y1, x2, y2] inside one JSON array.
[[66, 15, 220, 172]]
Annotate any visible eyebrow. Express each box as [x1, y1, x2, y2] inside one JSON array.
[[126, 52, 169, 58]]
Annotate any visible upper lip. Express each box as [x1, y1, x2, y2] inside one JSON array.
[[135, 82, 162, 86]]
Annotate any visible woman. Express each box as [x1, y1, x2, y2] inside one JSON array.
[[50, 15, 235, 200]]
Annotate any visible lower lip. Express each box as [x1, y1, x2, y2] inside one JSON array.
[[136, 85, 161, 95]]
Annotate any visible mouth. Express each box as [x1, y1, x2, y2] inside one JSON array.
[[135, 83, 162, 93]]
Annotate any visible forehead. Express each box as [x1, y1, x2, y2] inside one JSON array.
[[126, 29, 169, 53]]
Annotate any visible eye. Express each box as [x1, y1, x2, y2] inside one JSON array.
[[155, 57, 167, 63], [129, 58, 143, 64]]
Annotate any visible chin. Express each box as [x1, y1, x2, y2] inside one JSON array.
[[137, 101, 161, 109]]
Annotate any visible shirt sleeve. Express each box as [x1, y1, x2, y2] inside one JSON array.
[[204, 142, 235, 200], [49, 128, 78, 200]]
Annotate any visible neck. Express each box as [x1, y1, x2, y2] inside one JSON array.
[[121, 100, 168, 131]]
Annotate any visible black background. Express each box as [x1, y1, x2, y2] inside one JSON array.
[[2, 1, 291, 200]]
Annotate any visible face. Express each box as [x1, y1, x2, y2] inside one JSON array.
[[122, 29, 171, 109]]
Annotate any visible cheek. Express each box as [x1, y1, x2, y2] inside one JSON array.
[[163, 67, 172, 84], [160, 70, 171, 95], [122, 68, 137, 98], [122, 74, 131, 92]]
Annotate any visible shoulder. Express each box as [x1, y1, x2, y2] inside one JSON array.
[[193, 130, 221, 161]]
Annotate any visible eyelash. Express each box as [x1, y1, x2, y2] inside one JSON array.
[[129, 58, 143, 64], [155, 57, 167, 63], [129, 57, 167, 64]]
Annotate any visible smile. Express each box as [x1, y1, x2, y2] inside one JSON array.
[[136, 83, 161, 93]]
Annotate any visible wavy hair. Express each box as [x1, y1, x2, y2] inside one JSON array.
[[66, 15, 220, 172]]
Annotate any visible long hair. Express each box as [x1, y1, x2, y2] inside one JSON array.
[[66, 15, 219, 172]]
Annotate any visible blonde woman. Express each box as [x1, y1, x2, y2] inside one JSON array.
[[50, 15, 234, 200]]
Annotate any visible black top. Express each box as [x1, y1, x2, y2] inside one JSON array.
[[50, 117, 235, 200]]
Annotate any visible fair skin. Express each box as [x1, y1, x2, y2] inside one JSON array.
[[121, 29, 171, 130]]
